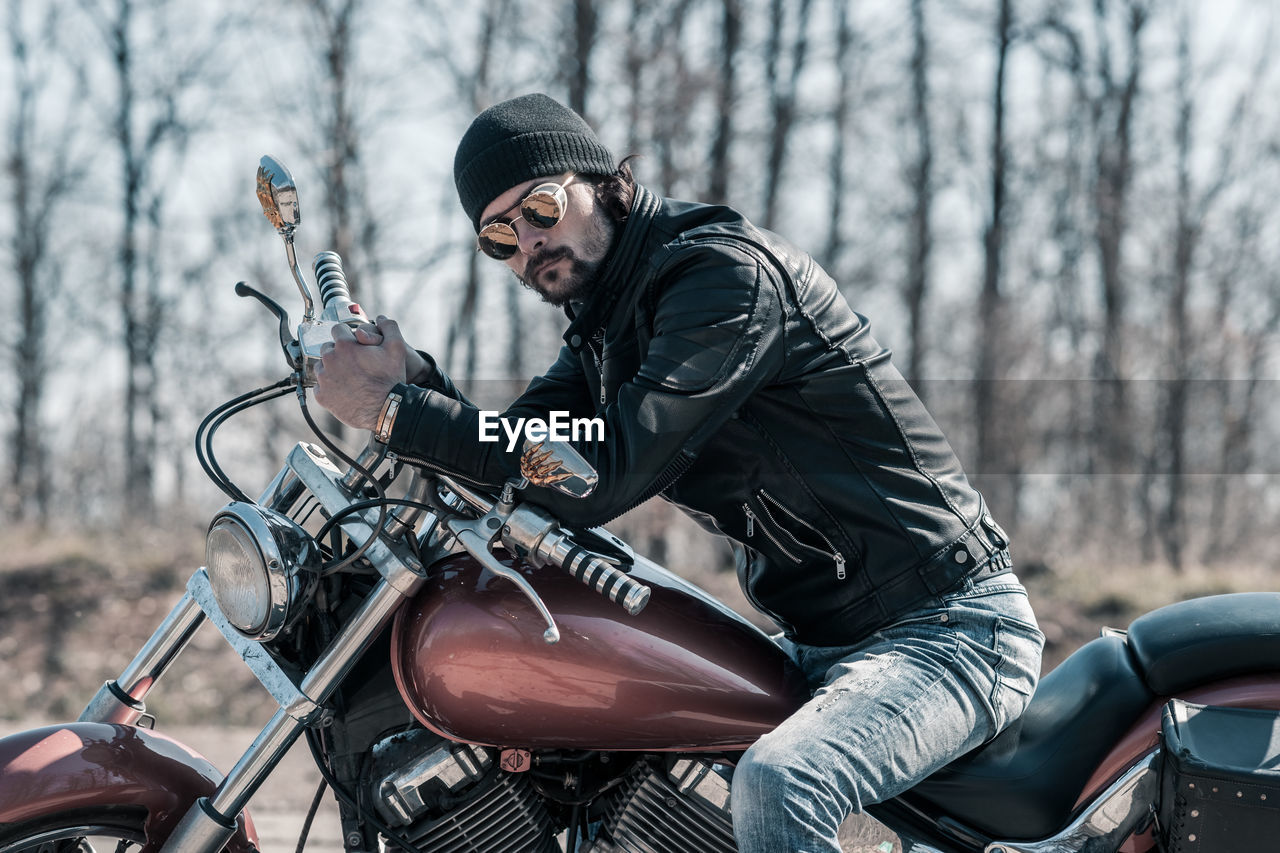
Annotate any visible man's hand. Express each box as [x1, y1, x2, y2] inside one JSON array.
[[344, 317, 433, 385], [313, 316, 414, 431]]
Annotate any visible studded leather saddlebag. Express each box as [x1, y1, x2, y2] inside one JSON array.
[[1159, 699, 1280, 852]]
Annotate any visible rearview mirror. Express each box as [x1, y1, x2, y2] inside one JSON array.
[[256, 155, 300, 233]]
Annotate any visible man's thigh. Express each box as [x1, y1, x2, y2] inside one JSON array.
[[755, 625, 993, 812], [754, 583, 1042, 810]]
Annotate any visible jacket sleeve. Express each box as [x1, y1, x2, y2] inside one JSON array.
[[410, 349, 473, 406], [385, 343, 595, 484], [386, 240, 786, 525]]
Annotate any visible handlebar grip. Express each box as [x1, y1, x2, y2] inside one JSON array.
[[562, 546, 651, 615]]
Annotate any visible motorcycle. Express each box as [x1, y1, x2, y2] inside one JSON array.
[[1, 157, 1278, 853]]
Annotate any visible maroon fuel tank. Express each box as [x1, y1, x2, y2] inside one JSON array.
[[391, 551, 809, 750]]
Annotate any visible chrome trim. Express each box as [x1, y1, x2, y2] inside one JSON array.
[[669, 759, 732, 813], [117, 591, 205, 695], [258, 462, 306, 514], [207, 708, 301, 816], [384, 468, 435, 540], [163, 796, 238, 853], [339, 438, 386, 491], [295, 574, 421, 694], [78, 592, 205, 724], [285, 442, 425, 595], [78, 681, 146, 726], [378, 743, 494, 824], [207, 501, 321, 641], [187, 568, 320, 722], [985, 751, 1160, 853], [165, 575, 426, 852]]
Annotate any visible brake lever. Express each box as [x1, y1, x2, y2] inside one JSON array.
[[236, 281, 299, 367], [446, 514, 560, 644]]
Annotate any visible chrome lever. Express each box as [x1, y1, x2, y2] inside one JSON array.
[[445, 516, 560, 644]]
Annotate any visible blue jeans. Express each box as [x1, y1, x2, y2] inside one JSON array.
[[730, 574, 1044, 853]]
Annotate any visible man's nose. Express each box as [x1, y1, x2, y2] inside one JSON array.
[[513, 218, 547, 255]]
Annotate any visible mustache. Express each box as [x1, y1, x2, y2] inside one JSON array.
[[520, 246, 574, 284]]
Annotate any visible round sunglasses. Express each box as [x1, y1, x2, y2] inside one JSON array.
[[476, 174, 576, 260]]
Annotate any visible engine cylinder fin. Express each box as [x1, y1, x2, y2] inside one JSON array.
[[602, 760, 737, 853], [400, 773, 559, 852]]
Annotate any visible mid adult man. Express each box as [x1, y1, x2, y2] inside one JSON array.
[[314, 92, 1044, 852]]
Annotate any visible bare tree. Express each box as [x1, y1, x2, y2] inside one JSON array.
[[76, 0, 229, 516], [707, 0, 742, 205], [973, 0, 1014, 524], [4, 0, 89, 522], [1155, 4, 1265, 568], [651, 0, 700, 196], [407, 0, 515, 379], [564, 0, 599, 120], [823, 0, 855, 271], [292, 0, 387, 307], [761, 0, 814, 229], [1038, 0, 1152, 538], [1201, 197, 1273, 563], [903, 0, 934, 383]]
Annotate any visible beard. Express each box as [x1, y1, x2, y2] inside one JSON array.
[[517, 247, 600, 307], [516, 215, 616, 308]]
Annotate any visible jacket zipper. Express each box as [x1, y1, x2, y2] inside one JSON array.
[[742, 504, 802, 562], [587, 330, 606, 405], [384, 451, 490, 490], [753, 490, 847, 581]]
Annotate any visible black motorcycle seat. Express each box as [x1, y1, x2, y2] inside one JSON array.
[[904, 634, 1155, 840], [1126, 592, 1280, 695]]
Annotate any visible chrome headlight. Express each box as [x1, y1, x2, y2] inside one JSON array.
[[205, 502, 319, 641]]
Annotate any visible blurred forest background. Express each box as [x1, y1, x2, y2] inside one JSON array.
[[3, 0, 1280, 722]]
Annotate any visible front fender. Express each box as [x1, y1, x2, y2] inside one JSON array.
[[0, 722, 257, 852]]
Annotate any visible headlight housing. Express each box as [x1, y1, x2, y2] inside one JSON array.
[[205, 502, 319, 641]]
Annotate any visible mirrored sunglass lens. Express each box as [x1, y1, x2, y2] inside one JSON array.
[[478, 223, 518, 259], [521, 187, 565, 229]]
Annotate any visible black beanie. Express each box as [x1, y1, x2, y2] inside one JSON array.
[[454, 93, 616, 232]]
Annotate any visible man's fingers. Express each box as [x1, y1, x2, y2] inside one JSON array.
[[353, 326, 384, 345], [376, 316, 407, 345], [331, 323, 357, 343]]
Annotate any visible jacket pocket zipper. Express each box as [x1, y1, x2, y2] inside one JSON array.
[[755, 490, 847, 581], [742, 504, 802, 563]]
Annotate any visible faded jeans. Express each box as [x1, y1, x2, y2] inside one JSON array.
[[730, 573, 1045, 853]]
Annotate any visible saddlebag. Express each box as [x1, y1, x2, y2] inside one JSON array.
[[1158, 699, 1280, 852]]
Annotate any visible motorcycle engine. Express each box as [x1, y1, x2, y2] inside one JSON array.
[[367, 730, 559, 852], [583, 757, 737, 853]]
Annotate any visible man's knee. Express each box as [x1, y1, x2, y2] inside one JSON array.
[[732, 733, 839, 813]]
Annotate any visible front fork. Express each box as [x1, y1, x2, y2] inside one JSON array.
[[78, 442, 433, 853], [79, 591, 206, 727]]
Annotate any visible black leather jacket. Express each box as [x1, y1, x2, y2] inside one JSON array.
[[386, 185, 1012, 646]]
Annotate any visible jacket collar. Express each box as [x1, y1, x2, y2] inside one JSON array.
[[563, 184, 661, 351]]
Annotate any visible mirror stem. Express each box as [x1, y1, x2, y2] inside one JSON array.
[[284, 235, 317, 321]]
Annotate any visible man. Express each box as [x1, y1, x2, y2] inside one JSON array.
[[314, 92, 1043, 852]]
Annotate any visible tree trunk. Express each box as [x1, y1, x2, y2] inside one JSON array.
[[823, 0, 854, 274], [904, 0, 933, 383], [974, 0, 1012, 524], [761, 0, 813, 230], [707, 0, 741, 205], [565, 0, 597, 120]]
